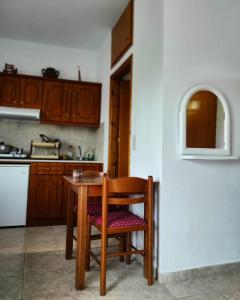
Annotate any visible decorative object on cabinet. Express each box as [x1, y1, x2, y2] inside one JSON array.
[[179, 84, 231, 158], [42, 67, 60, 78], [30, 140, 61, 160], [3, 63, 18, 74], [78, 65, 81, 81]]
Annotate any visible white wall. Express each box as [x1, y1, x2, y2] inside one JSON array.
[[160, 0, 240, 273], [0, 38, 99, 82]]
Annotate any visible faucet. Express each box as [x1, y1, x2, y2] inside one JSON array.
[[78, 145, 83, 161]]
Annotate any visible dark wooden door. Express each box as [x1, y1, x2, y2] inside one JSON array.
[[0, 75, 20, 107], [108, 79, 120, 178], [20, 78, 43, 108], [71, 84, 101, 126], [41, 81, 72, 123], [187, 91, 217, 148], [27, 174, 65, 225], [118, 80, 130, 177]]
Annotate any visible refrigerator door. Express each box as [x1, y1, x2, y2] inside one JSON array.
[[0, 165, 30, 226]]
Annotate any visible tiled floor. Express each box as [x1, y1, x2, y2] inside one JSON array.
[[0, 226, 240, 300]]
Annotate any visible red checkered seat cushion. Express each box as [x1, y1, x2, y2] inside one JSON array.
[[90, 210, 146, 228]]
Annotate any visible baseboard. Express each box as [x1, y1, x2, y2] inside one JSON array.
[[158, 261, 240, 284]]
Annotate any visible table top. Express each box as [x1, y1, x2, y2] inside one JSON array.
[[63, 175, 103, 186]]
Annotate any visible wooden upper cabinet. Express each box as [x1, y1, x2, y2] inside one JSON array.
[[41, 81, 72, 123], [111, 0, 133, 67], [19, 78, 43, 108], [71, 84, 101, 127], [0, 73, 101, 127], [0, 75, 20, 107]]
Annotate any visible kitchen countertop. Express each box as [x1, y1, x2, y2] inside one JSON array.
[[0, 159, 103, 164]]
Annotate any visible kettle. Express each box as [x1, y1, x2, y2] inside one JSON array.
[[42, 67, 60, 78]]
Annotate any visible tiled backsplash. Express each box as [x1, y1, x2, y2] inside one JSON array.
[[0, 119, 104, 161]]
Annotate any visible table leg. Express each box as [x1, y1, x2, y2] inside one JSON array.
[[65, 186, 74, 259], [75, 185, 88, 290]]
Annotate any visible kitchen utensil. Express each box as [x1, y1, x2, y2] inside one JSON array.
[[39, 134, 59, 143], [0, 142, 14, 153]]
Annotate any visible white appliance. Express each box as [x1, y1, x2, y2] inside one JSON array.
[[0, 165, 30, 226], [0, 106, 40, 120]]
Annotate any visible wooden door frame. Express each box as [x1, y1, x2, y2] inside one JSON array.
[[108, 55, 133, 177]]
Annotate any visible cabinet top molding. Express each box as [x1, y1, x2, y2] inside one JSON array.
[[0, 72, 102, 87]]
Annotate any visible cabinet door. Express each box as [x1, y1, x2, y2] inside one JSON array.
[[111, 0, 133, 67], [71, 84, 101, 127], [27, 174, 65, 225], [0, 75, 20, 107], [20, 78, 43, 108], [41, 81, 72, 123]]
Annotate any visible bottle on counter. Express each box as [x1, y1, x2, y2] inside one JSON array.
[[67, 145, 74, 160]]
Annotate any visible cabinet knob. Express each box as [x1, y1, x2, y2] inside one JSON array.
[[46, 167, 50, 170], [20, 101, 24, 104], [14, 101, 17, 104]]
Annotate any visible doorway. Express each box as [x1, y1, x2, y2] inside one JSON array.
[[108, 55, 132, 178]]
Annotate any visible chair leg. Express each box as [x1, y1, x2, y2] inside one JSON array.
[[126, 232, 131, 265], [85, 216, 91, 271], [146, 228, 153, 285], [119, 234, 125, 262], [143, 230, 148, 278], [100, 230, 107, 296]]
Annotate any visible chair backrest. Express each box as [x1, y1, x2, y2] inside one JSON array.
[[102, 174, 153, 221]]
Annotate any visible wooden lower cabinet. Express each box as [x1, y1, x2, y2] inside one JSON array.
[[27, 162, 102, 226], [27, 174, 65, 226]]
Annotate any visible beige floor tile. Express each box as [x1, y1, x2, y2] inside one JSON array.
[[24, 251, 65, 274], [23, 291, 75, 300], [0, 245, 25, 255], [0, 227, 25, 239], [179, 292, 226, 299], [166, 279, 213, 298], [73, 286, 125, 300], [124, 284, 177, 300], [26, 226, 55, 236], [221, 290, 240, 300], [202, 273, 240, 294], [25, 234, 59, 253], [0, 275, 23, 300], [0, 254, 24, 278], [23, 271, 72, 299], [0, 235, 25, 249]]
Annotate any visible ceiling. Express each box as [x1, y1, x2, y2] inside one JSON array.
[[0, 0, 129, 50]]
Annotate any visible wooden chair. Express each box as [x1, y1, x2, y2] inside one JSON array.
[[87, 174, 154, 296], [69, 170, 125, 267]]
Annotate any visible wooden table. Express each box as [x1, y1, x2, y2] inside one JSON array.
[[64, 175, 103, 290]]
